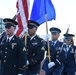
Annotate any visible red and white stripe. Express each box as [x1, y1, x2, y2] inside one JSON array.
[[15, 0, 30, 36]]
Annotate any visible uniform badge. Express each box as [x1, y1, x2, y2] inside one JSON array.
[[23, 47, 26, 51], [63, 48, 66, 52], [11, 43, 17, 49], [70, 48, 74, 53], [32, 42, 38, 45], [41, 47, 45, 50], [57, 51, 60, 54]]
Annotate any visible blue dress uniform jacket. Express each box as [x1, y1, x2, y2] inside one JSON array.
[[42, 40, 66, 75], [0, 35, 26, 75], [24, 35, 45, 74], [50, 41, 66, 66], [63, 45, 76, 75]]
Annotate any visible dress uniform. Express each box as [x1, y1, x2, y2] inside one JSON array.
[[62, 34, 76, 75], [0, 18, 26, 75], [24, 20, 45, 75], [42, 27, 66, 75]]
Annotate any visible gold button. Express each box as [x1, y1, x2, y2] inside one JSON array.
[[33, 53, 35, 56], [1, 51, 2, 53], [4, 56, 6, 58], [5, 47, 7, 49], [14, 65, 16, 67], [56, 55, 59, 57], [5, 52, 7, 53], [4, 60, 6, 62], [57, 51, 59, 54]]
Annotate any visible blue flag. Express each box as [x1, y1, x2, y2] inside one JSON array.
[[30, 0, 56, 24]]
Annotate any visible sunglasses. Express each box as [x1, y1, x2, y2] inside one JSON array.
[[64, 38, 71, 41]]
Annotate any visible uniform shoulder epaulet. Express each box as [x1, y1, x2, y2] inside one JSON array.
[[36, 35, 43, 42]]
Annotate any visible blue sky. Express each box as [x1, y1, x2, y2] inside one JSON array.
[[0, 0, 76, 39]]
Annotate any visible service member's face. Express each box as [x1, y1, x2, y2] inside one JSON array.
[[5, 26, 16, 37], [51, 32, 60, 41], [64, 38, 72, 45], [28, 27, 37, 36]]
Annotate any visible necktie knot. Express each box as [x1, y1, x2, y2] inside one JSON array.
[[52, 41, 55, 46], [66, 45, 69, 52], [7, 38, 9, 42]]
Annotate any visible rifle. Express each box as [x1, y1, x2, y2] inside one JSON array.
[[12, 15, 17, 20], [12, 11, 19, 20], [66, 24, 70, 34]]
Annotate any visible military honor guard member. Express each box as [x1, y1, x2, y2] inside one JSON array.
[[0, 18, 26, 75], [23, 20, 45, 75], [42, 27, 66, 75], [62, 34, 76, 75]]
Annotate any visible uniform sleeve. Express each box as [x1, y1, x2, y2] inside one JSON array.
[[29, 39, 45, 66], [17, 38, 26, 74]]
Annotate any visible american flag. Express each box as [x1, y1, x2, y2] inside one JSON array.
[[15, 0, 29, 37]]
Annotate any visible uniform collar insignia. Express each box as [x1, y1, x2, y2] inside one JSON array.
[[12, 38, 15, 40], [70, 48, 74, 53]]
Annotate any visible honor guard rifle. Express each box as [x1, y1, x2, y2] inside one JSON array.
[[66, 24, 70, 34]]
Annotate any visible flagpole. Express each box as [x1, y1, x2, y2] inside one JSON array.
[[45, 14, 51, 62], [24, 32, 28, 46]]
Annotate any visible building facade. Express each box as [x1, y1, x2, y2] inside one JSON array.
[[0, 18, 4, 33]]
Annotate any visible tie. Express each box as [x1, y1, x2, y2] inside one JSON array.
[[7, 38, 9, 42], [66, 45, 69, 52], [52, 41, 54, 46]]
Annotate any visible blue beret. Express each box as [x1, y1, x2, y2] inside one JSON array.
[[49, 27, 61, 33]]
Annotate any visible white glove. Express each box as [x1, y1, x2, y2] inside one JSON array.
[[26, 60, 29, 66], [18, 74, 23, 75], [19, 34, 24, 38], [48, 62, 55, 69], [19, 28, 28, 38], [43, 34, 50, 41], [74, 71, 76, 75]]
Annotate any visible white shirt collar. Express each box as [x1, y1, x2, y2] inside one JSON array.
[[52, 40, 58, 45], [30, 34, 36, 40], [66, 44, 72, 48], [7, 34, 14, 42]]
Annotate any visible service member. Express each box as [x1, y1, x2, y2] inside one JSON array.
[[62, 34, 76, 75], [24, 20, 45, 75], [0, 18, 26, 75], [42, 27, 66, 75]]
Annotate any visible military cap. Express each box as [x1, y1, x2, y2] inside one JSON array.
[[28, 20, 40, 29], [3, 18, 18, 28], [63, 34, 75, 39], [49, 27, 61, 33]]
